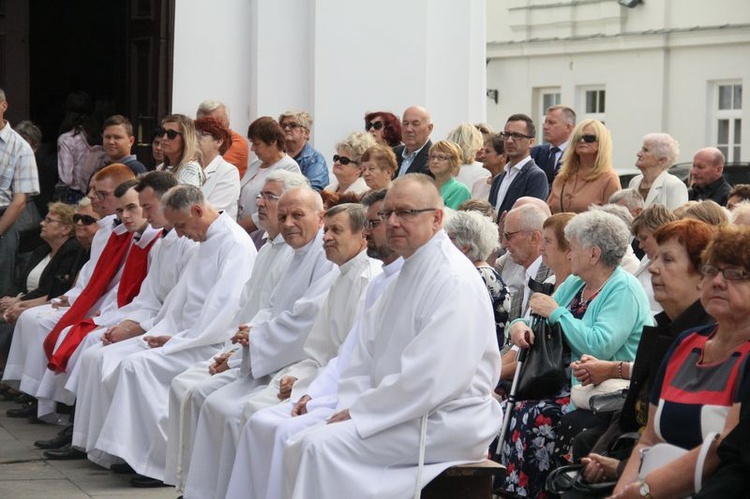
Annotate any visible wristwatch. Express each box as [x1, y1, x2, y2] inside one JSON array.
[[638, 480, 653, 498]]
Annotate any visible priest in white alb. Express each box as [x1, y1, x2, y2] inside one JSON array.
[[281, 174, 503, 499], [183, 202, 381, 499], [162, 170, 306, 488], [70, 185, 256, 475], [165, 186, 334, 492], [226, 188, 403, 499]]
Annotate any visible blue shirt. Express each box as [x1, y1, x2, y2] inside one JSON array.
[[294, 143, 329, 191]]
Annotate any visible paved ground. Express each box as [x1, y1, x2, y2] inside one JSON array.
[[0, 398, 176, 499]]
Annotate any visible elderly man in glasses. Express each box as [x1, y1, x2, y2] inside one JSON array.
[[278, 110, 329, 192], [489, 113, 549, 218]]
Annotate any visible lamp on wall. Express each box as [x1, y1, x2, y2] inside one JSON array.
[[618, 0, 642, 7], [486, 89, 499, 104]]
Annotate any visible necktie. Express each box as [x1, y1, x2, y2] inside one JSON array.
[[549, 146, 561, 173]]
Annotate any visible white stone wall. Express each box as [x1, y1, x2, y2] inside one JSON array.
[[171, 0, 487, 170]]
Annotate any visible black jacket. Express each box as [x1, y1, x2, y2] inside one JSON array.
[[12, 237, 87, 301]]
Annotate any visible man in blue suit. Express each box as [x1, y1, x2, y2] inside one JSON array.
[[530, 105, 576, 187], [489, 114, 549, 219]]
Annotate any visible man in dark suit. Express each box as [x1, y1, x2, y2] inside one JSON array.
[[489, 114, 548, 217], [530, 105, 576, 187], [393, 106, 433, 178]]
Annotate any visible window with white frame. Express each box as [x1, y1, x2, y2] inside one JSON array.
[[578, 86, 606, 124], [534, 88, 561, 143], [715, 82, 742, 162]]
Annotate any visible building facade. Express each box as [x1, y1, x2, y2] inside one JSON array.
[[486, 0, 750, 172]]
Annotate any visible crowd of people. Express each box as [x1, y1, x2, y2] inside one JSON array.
[[1, 85, 750, 498]]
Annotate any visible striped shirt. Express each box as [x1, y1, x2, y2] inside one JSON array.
[[0, 121, 40, 206]]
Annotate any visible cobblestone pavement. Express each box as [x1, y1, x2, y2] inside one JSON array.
[[0, 398, 176, 499]]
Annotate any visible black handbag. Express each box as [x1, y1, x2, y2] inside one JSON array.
[[514, 279, 569, 401]]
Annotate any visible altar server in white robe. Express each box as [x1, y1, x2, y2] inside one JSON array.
[[184, 202, 380, 499], [281, 174, 503, 499], [163, 186, 334, 491], [227, 188, 402, 499], [38, 172, 196, 458], [37, 172, 196, 415], [2, 164, 135, 389], [5, 178, 160, 403], [163, 171, 306, 488], [72, 185, 256, 473]]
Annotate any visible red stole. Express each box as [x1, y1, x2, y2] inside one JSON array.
[[43, 230, 133, 364], [116, 231, 161, 306], [45, 229, 162, 372]]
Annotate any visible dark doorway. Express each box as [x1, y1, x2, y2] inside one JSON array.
[[1, 0, 173, 169]]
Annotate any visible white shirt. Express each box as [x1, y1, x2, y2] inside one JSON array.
[[495, 156, 531, 211]]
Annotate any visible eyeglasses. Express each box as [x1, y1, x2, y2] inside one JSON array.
[[94, 189, 113, 200], [700, 264, 750, 281], [502, 229, 531, 241], [73, 214, 98, 225], [366, 121, 384, 132], [428, 154, 451, 162], [256, 191, 282, 202], [333, 154, 359, 166], [365, 218, 382, 229], [155, 128, 183, 140], [500, 131, 534, 141], [281, 122, 304, 130], [42, 216, 63, 225], [579, 134, 598, 143], [377, 208, 437, 221]]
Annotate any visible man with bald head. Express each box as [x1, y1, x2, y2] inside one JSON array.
[[688, 147, 732, 206], [394, 106, 434, 177], [281, 174, 502, 498]]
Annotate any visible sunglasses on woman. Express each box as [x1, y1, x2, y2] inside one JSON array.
[[73, 214, 98, 225], [154, 128, 183, 140], [579, 134, 598, 143], [333, 154, 359, 166], [366, 121, 384, 132]]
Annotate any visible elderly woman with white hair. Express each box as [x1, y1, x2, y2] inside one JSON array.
[[324, 131, 377, 196], [499, 210, 652, 498], [445, 210, 509, 348], [628, 133, 688, 209]]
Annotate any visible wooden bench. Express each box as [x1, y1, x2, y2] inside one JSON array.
[[421, 459, 506, 499]]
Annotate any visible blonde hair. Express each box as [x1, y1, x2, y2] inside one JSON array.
[[429, 140, 462, 176], [161, 114, 201, 172], [557, 119, 613, 182], [446, 123, 484, 164]]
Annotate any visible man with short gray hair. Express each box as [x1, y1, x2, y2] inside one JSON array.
[[196, 100, 248, 176], [689, 147, 732, 206], [73, 184, 257, 477], [278, 111, 328, 191], [502, 203, 551, 321], [0, 88, 40, 295]]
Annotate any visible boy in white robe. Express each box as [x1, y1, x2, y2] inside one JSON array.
[[183, 202, 381, 499], [281, 174, 503, 499]]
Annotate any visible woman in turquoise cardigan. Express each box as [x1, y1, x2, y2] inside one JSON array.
[[427, 140, 471, 210], [498, 210, 652, 498]]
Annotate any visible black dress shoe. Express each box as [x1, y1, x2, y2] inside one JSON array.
[[129, 474, 169, 488], [6, 403, 36, 418], [43, 444, 86, 460], [34, 426, 73, 449], [110, 462, 136, 474]]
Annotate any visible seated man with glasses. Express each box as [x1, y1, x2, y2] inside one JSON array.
[[489, 113, 549, 218]]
